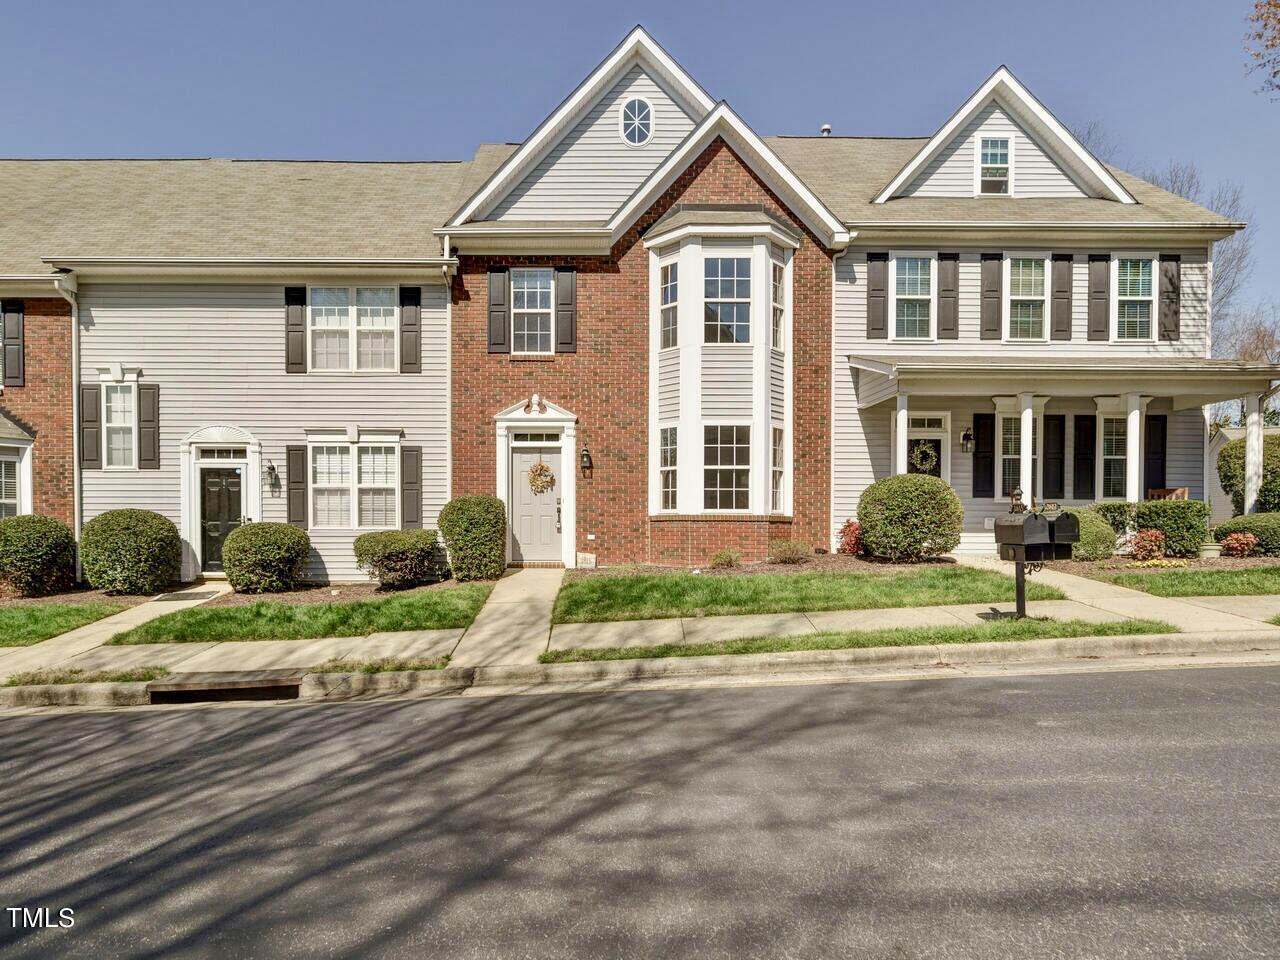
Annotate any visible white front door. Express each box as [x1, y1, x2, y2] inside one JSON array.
[[510, 447, 562, 562]]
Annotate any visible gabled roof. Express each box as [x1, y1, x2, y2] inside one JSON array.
[[0, 411, 34, 442], [606, 102, 851, 249], [872, 66, 1136, 205], [446, 26, 715, 228]]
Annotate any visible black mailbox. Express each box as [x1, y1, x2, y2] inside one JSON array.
[[994, 512, 1050, 548], [1047, 510, 1079, 547], [996, 510, 1077, 563]]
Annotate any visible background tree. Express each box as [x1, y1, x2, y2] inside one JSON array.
[[1246, 0, 1280, 97]]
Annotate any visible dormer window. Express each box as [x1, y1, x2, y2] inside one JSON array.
[[620, 97, 653, 146], [979, 138, 1010, 194]]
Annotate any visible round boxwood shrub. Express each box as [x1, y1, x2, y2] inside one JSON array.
[[80, 509, 182, 595], [1217, 435, 1280, 515], [354, 529, 440, 588], [1214, 512, 1280, 556], [438, 495, 506, 581], [1132, 499, 1209, 556], [1064, 508, 1115, 561], [857, 474, 963, 561], [1091, 502, 1136, 536], [222, 522, 310, 593], [0, 514, 76, 596]]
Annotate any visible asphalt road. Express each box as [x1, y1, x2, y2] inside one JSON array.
[[1, 665, 1278, 960]]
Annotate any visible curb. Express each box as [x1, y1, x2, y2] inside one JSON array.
[[299, 667, 474, 700], [0, 682, 152, 708]]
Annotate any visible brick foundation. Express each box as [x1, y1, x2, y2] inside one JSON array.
[[0, 298, 73, 526], [647, 514, 795, 566]]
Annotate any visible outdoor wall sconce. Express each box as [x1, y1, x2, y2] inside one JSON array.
[[580, 444, 594, 476], [960, 427, 974, 454]]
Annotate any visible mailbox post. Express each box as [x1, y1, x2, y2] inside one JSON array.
[[994, 490, 1080, 618]]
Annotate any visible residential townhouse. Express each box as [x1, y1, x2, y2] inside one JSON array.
[[0, 26, 1270, 580]]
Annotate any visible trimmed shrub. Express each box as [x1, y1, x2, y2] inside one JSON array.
[[354, 529, 440, 587], [1132, 499, 1209, 557], [1214, 513, 1280, 556], [858, 474, 963, 561], [223, 523, 311, 593], [0, 514, 76, 596], [1064, 508, 1116, 562], [1092, 502, 1136, 536], [80, 509, 181, 595], [1221, 531, 1259, 558], [438, 495, 506, 581], [769, 539, 811, 564], [837, 519, 862, 556], [1130, 529, 1166, 561], [1217, 435, 1280, 515], [709, 548, 740, 569]]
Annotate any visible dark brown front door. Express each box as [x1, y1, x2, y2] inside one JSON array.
[[201, 467, 243, 572]]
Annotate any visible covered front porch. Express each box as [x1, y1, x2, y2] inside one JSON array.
[[846, 355, 1280, 550]]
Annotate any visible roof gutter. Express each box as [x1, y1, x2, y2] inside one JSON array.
[[40, 257, 459, 282]]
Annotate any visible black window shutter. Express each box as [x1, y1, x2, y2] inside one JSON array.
[[1, 300, 23, 387], [1073, 415, 1096, 500], [555, 267, 577, 353], [866, 253, 888, 339], [79, 384, 102, 470], [937, 253, 959, 339], [1087, 255, 1110, 341], [399, 286, 422, 373], [1144, 415, 1167, 492], [488, 267, 510, 353], [285, 287, 307, 373], [138, 383, 160, 470], [1159, 255, 1181, 342], [972, 413, 995, 498], [1051, 254, 1073, 341], [286, 445, 308, 528], [980, 254, 1002, 340], [400, 446, 423, 529], [1043, 414, 1065, 500]]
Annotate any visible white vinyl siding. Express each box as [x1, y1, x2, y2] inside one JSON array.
[[79, 283, 451, 580], [657, 348, 681, 422], [488, 65, 698, 221], [700, 346, 753, 418]]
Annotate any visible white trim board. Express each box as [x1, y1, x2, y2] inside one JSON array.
[[494, 396, 578, 568]]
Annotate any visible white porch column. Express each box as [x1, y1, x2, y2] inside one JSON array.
[[1125, 392, 1142, 503], [1245, 392, 1263, 514], [1019, 392, 1034, 500], [894, 394, 909, 475]]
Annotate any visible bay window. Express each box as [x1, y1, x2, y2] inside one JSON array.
[[511, 268, 554, 354], [703, 425, 750, 510], [704, 257, 751, 343], [309, 286, 398, 371], [1007, 256, 1047, 340], [892, 254, 933, 340], [771, 258, 785, 349], [659, 426, 677, 510], [103, 383, 136, 469], [1114, 257, 1155, 340], [770, 426, 784, 513], [660, 262, 678, 349]]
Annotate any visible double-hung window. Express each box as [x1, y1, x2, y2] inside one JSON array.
[[1115, 258, 1154, 340], [980, 138, 1010, 194], [311, 443, 400, 528], [659, 426, 678, 510], [770, 427, 784, 513], [0, 447, 18, 518], [1101, 418, 1127, 498], [893, 255, 933, 339], [309, 286, 398, 372], [660, 262, 678, 349], [999, 415, 1038, 498], [103, 383, 136, 469], [703, 425, 750, 510], [1007, 257, 1047, 340], [770, 259, 785, 350], [511, 268, 554, 355], [703, 257, 751, 343]]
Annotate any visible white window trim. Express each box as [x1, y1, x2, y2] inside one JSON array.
[[101, 380, 139, 472], [770, 255, 787, 352], [701, 420, 753, 513], [769, 424, 786, 514], [0, 439, 33, 517], [702, 251, 754, 346], [307, 285, 400, 374], [306, 435, 401, 531], [1002, 251, 1050, 343], [1110, 252, 1158, 343], [892, 411, 952, 486], [888, 250, 938, 343], [974, 134, 1015, 197], [1096, 414, 1129, 501], [992, 397, 1047, 503], [659, 424, 678, 512], [618, 95, 655, 147], [659, 256, 679, 352], [510, 268, 555, 357]]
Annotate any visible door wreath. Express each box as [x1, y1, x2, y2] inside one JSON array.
[[528, 460, 556, 494], [909, 440, 939, 475]]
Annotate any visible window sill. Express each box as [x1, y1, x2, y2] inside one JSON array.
[[649, 513, 793, 522], [510, 355, 556, 363]]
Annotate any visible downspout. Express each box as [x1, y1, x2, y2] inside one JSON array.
[[828, 245, 852, 552], [52, 271, 81, 557]]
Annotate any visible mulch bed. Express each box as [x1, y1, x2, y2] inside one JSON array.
[[568, 554, 958, 581], [0, 586, 153, 609], [203, 578, 477, 608], [1048, 556, 1280, 577]]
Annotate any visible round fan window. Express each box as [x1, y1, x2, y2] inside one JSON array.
[[620, 97, 653, 146]]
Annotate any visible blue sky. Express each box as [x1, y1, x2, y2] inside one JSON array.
[[5, 0, 1274, 304]]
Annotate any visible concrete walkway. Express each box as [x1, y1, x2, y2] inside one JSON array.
[[449, 568, 564, 667]]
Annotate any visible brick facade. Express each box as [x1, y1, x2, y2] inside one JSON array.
[[0, 297, 74, 525], [451, 138, 832, 566]]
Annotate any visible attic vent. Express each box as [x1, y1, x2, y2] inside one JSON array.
[[820, 124, 832, 137]]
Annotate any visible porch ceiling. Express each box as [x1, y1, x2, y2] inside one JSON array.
[[848, 353, 1280, 410]]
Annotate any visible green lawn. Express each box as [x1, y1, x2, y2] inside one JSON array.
[[4, 666, 168, 686], [1105, 566, 1280, 597], [0, 603, 125, 647], [108, 584, 492, 644], [541, 617, 1176, 663], [551, 567, 1064, 624]]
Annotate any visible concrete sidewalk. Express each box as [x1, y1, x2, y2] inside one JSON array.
[[449, 568, 563, 667]]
